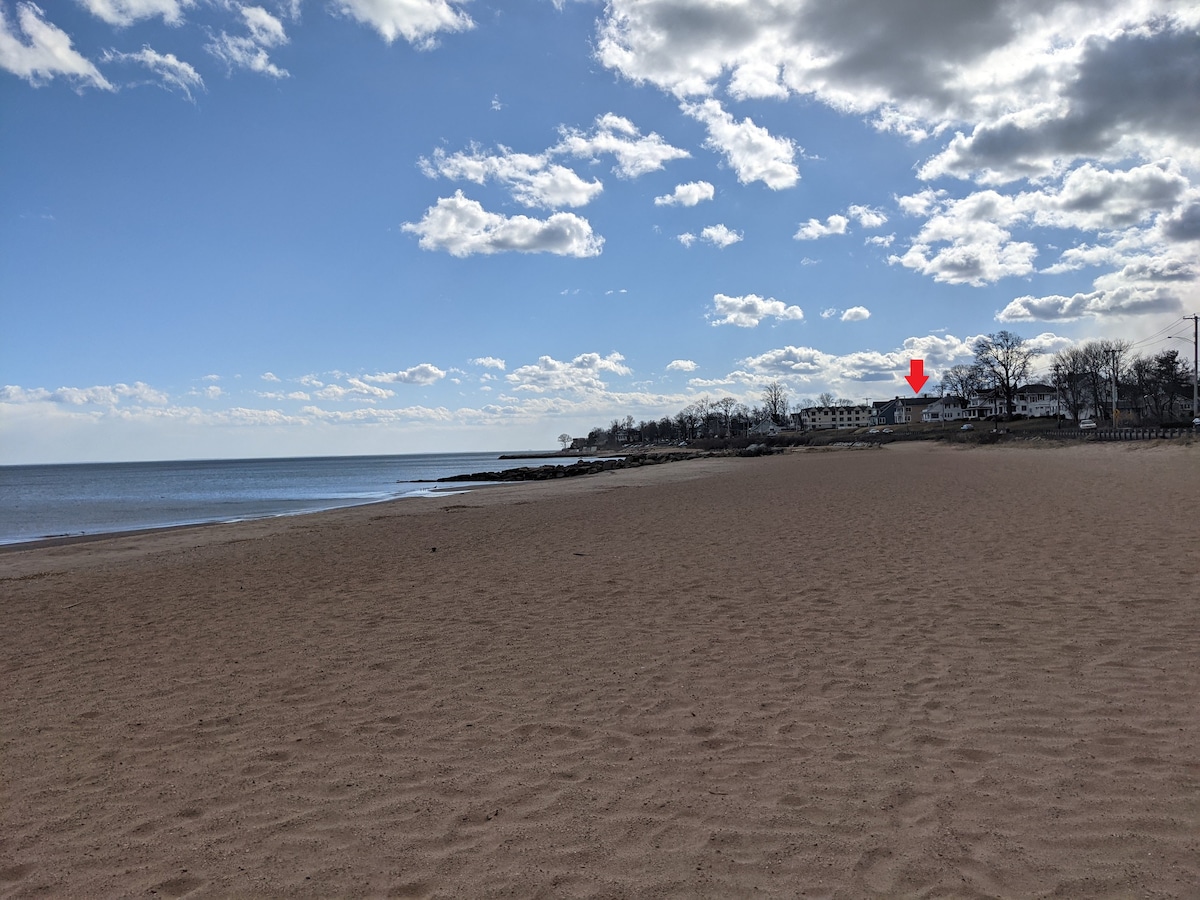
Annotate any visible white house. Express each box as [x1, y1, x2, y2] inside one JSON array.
[[921, 396, 968, 422]]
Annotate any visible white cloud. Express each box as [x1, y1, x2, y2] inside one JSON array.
[[738, 333, 980, 396], [681, 98, 799, 190], [841, 306, 871, 322], [889, 190, 1036, 285], [848, 205, 888, 229], [102, 45, 204, 100], [997, 286, 1183, 322], [700, 224, 742, 248], [332, 0, 473, 47], [555, 112, 689, 178], [0, 2, 112, 90], [666, 359, 697, 372], [77, 0, 190, 27], [315, 378, 395, 401], [866, 234, 895, 247], [820, 308, 838, 319], [363, 364, 446, 385], [677, 232, 696, 248], [261, 372, 281, 382], [595, 1, 1200, 174], [505, 352, 632, 394], [402, 191, 603, 257], [654, 180, 715, 207], [419, 146, 602, 209], [206, 5, 289, 78], [794, 214, 848, 241], [471, 356, 506, 370], [1, 381, 169, 406], [421, 113, 684, 209], [710, 293, 804, 328]]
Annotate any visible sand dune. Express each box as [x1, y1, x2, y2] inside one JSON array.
[[2, 442, 1198, 898]]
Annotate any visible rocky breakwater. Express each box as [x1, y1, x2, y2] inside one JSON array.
[[437, 452, 708, 483]]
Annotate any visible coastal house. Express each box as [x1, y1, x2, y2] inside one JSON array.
[[921, 395, 968, 423], [902, 396, 939, 424], [798, 405, 873, 430], [967, 383, 1061, 419], [870, 398, 907, 426]]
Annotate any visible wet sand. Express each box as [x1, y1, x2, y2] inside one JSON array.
[[2, 441, 1198, 898]]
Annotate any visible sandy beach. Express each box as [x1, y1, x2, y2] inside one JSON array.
[[2, 441, 1199, 898]]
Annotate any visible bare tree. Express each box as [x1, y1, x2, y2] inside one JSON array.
[[1052, 347, 1090, 422], [715, 396, 737, 437], [761, 381, 789, 425], [972, 331, 1039, 418], [1130, 349, 1191, 423], [817, 391, 836, 408], [939, 363, 985, 405], [557, 432, 572, 450]]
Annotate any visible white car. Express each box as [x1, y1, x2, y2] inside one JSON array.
[[959, 423, 974, 431], [1079, 420, 1097, 430]]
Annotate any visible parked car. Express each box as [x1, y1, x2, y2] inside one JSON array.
[[960, 423, 974, 431], [881, 427, 894, 434], [1079, 420, 1097, 430]]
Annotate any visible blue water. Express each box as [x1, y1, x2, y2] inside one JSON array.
[[0, 452, 568, 545]]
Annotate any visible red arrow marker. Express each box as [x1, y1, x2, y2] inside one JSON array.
[[905, 359, 929, 394]]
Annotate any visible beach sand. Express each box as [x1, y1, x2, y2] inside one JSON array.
[[2, 441, 1198, 898]]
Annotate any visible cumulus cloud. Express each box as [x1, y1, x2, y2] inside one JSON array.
[[666, 359, 697, 372], [421, 113, 685, 209], [677, 232, 696, 248], [998, 286, 1183, 322], [794, 214, 848, 241], [921, 22, 1200, 183], [363, 364, 446, 385], [654, 180, 715, 207], [555, 112, 689, 178], [0, 2, 112, 89], [419, 146, 602, 209], [101, 45, 204, 100], [261, 372, 280, 382], [841, 306, 870, 321], [1, 381, 169, 406], [595, 1, 1200, 169], [331, 0, 473, 47], [796, 205, 887, 241], [402, 191, 603, 257], [78, 0, 190, 27], [593, 1, 1200, 323], [700, 224, 742, 248], [471, 356, 506, 370], [315, 378, 395, 401], [710, 293, 804, 328], [739, 334, 980, 396], [848, 205, 888, 229], [681, 98, 799, 189], [505, 352, 631, 394], [206, 4, 289, 78]]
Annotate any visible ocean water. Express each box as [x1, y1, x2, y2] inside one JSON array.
[[0, 452, 567, 545]]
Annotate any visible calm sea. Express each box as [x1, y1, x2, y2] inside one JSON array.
[[0, 452, 566, 546]]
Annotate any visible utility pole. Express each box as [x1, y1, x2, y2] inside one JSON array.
[[1190, 314, 1199, 420]]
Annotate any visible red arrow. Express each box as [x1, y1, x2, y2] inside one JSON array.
[[905, 359, 929, 394]]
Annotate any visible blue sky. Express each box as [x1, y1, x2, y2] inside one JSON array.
[[3, 0, 1198, 462]]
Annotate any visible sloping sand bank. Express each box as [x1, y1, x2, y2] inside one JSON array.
[[2, 442, 1198, 898]]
